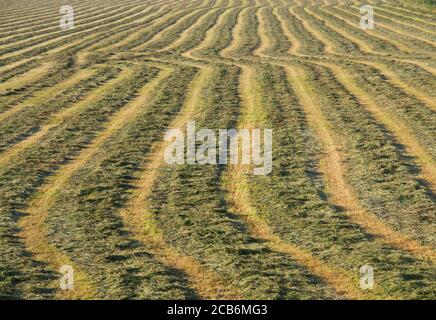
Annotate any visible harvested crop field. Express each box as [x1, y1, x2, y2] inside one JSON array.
[[0, 0, 434, 300]]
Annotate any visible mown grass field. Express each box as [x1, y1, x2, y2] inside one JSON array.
[[0, 0, 434, 299]]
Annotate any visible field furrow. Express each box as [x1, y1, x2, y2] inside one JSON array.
[[148, 64, 337, 299], [0, 0, 434, 300], [221, 6, 260, 58], [0, 67, 122, 166], [235, 62, 435, 299], [20, 65, 202, 299], [294, 61, 435, 248], [119, 64, 240, 299], [0, 59, 85, 120]]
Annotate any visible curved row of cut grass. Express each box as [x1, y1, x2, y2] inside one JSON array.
[[162, 7, 229, 55], [295, 61, 436, 247], [0, 66, 121, 156], [337, 5, 436, 54], [148, 64, 337, 299], [191, 6, 244, 59], [0, 2, 173, 67], [0, 57, 77, 116], [0, 0, 156, 47], [221, 6, 260, 58], [0, 64, 164, 299], [0, 2, 150, 57], [24, 65, 201, 299], [234, 62, 435, 299], [0, 0, 139, 32]]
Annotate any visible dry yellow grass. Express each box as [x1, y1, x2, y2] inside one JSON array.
[[334, 6, 431, 54], [293, 6, 335, 54], [118, 66, 241, 299], [158, 4, 229, 53], [0, 68, 136, 168], [324, 62, 436, 196], [254, 7, 271, 56], [224, 65, 378, 300], [0, 68, 95, 123], [0, 5, 149, 61], [364, 61, 436, 112], [0, 62, 52, 93], [274, 6, 302, 55], [17, 66, 167, 299], [220, 6, 250, 58], [286, 65, 435, 263], [2, 0, 434, 300], [306, 5, 373, 54]]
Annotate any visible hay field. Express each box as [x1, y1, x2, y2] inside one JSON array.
[[0, 0, 434, 299]]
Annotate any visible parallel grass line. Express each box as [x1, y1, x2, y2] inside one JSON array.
[[74, 5, 174, 65], [1, 3, 149, 53], [0, 0, 139, 30], [92, 1, 204, 58], [398, 59, 436, 76], [0, 0, 150, 47], [320, 3, 436, 68], [228, 59, 434, 299], [329, 5, 415, 54], [185, 7, 242, 59], [0, 4, 154, 65], [290, 5, 336, 54], [0, 0, 164, 41], [0, 58, 35, 76], [141, 7, 211, 52], [276, 3, 326, 56], [336, 5, 436, 53], [383, 3, 435, 17], [349, 4, 436, 37], [378, 3, 436, 25], [0, 59, 99, 115], [270, 6, 436, 168], [317, 5, 399, 54], [145, 62, 335, 299], [304, 5, 370, 54], [0, 2, 149, 56], [0, 0, 112, 31], [268, 5, 436, 108], [229, 4, 261, 57], [157, 9, 230, 52], [119, 65, 240, 299], [274, 6, 302, 55], [226, 65, 371, 299], [220, 7, 252, 58], [254, 7, 273, 56], [127, 3, 207, 51], [322, 62, 436, 195], [0, 68, 129, 168], [0, 65, 143, 297], [0, 68, 94, 122], [286, 65, 435, 262], [0, 58, 40, 83], [363, 61, 436, 112], [17, 66, 162, 299], [0, 62, 52, 94], [18, 6, 175, 67]]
